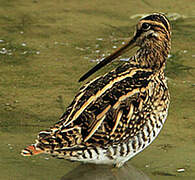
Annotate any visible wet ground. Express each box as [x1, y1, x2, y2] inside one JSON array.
[[0, 0, 195, 179]]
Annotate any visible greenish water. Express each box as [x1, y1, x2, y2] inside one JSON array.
[[0, 0, 195, 179]]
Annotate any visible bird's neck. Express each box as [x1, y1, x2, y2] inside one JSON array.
[[131, 38, 171, 71]]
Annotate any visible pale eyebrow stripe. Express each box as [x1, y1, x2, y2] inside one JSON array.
[[140, 20, 170, 35]]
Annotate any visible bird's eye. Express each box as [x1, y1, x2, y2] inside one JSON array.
[[142, 23, 150, 30]]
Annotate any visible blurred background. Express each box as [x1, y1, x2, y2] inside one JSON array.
[[0, 0, 194, 179]]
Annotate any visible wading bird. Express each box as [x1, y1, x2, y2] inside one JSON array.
[[22, 13, 171, 167]]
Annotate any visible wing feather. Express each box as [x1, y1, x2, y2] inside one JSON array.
[[54, 63, 153, 147], [110, 110, 123, 135]]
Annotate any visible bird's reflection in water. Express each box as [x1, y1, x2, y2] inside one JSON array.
[[61, 163, 151, 180]]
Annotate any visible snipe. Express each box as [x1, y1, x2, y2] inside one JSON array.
[[22, 13, 171, 167]]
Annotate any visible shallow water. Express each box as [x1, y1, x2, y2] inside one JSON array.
[[61, 164, 151, 180], [0, 0, 195, 180]]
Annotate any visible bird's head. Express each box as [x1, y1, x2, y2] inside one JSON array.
[[134, 13, 171, 48], [79, 13, 171, 82]]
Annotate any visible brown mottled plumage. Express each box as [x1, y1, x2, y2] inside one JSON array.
[[22, 13, 171, 167]]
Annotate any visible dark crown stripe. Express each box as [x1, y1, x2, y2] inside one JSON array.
[[141, 14, 170, 32]]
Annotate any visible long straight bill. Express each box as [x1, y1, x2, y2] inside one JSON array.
[[78, 37, 136, 82]]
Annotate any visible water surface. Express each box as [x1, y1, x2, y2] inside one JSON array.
[[0, 0, 195, 179]]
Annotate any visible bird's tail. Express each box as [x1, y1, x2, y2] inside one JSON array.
[[21, 125, 83, 157], [21, 130, 52, 156], [21, 144, 44, 156]]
